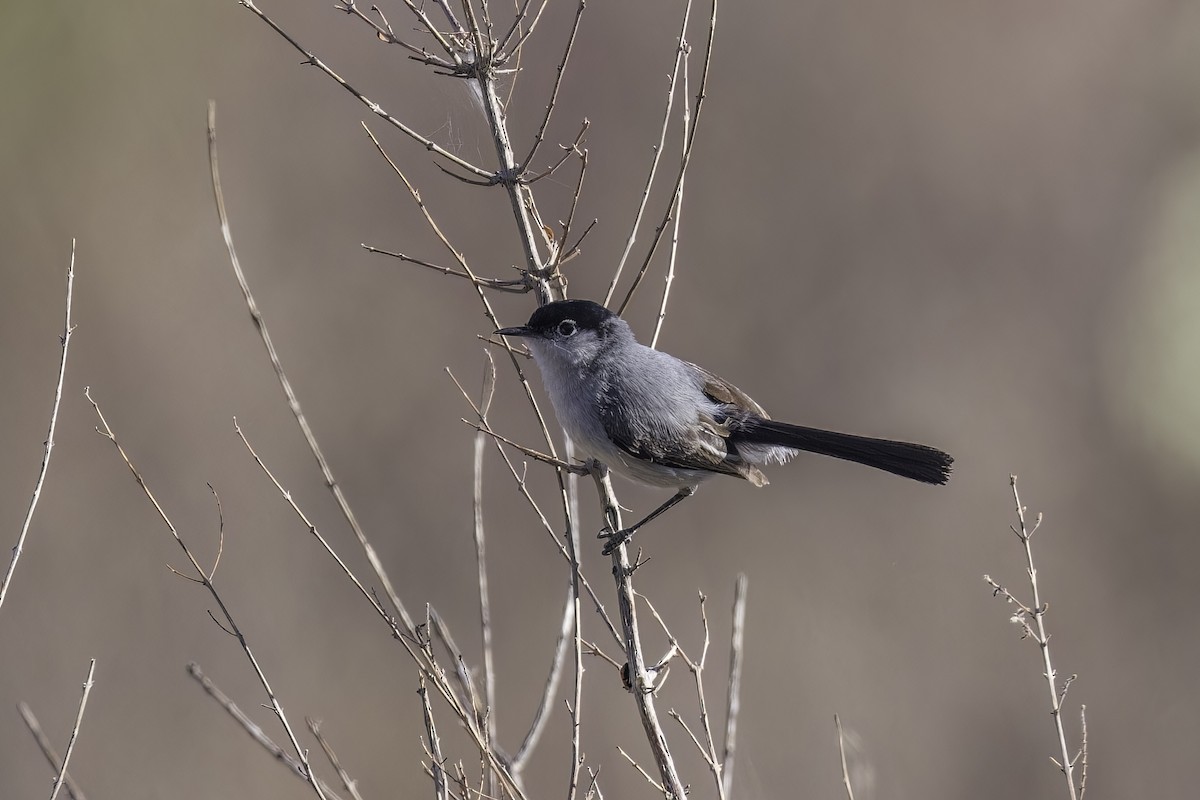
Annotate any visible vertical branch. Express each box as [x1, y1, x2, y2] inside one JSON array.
[[1, 241, 76, 616], [649, 48, 690, 350], [833, 714, 856, 800], [47, 659, 96, 800], [592, 466, 687, 799], [472, 352, 499, 794], [985, 476, 1083, 800], [720, 573, 746, 798]]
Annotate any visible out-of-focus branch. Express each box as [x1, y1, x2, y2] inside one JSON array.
[[1, 240, 75, 616], [721, 573, 747, 797]]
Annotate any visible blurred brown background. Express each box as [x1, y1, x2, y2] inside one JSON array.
[[3, 1, 1200, 797]]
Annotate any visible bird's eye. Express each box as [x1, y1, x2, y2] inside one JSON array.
[[557, 320, 578, 337]]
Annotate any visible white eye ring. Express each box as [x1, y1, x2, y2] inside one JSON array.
[[557, 319, 578, 337]]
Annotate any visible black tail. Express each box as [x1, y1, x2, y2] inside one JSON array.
[[736, 418, 953, 485]]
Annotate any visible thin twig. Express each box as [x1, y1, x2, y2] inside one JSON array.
[[721, 574, 747, 798], [1, 240, 75, 616], [516, 0, 587, 172], [235, 424, 527, 799], [88, 392, 328, 800], [420, 676, 450, 800], [187, 664, 345, 800], [17, 703, 88, 800], [361, 244, 529, 293], [617, 0, 717, 316], [239, 2, 493, 178], [986, 475, 1082, 800], [308, 719, 366, 800], [834, 714, 856, 800], [208, 102, 415, 635], [650, 49, 690, 350], [48, 659, 95, 800], [472, 353, 499, 767], [602, 0, 693, 308]]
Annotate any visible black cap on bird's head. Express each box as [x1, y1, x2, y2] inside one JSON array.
[[495, 300, 619, 339]]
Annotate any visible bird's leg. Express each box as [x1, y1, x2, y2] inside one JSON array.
[[600, 486, 696, 555]]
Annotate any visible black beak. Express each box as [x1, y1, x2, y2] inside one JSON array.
[[494, 325, 534, 337]]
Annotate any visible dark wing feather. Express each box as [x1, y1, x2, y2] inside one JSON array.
[[598, 364, 768, 484], [686, 362, 771, 419]]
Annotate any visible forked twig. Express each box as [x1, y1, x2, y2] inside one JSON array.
[[88, 391, 328, 800], [240, 1, 492, 179]]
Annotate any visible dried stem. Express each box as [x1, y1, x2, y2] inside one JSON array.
[[617, 0, 717, 316], [308, 719, 366, 800], [593, 465, 687, 799], [985, 475, 1083, 800], [602, 0, 694, 308], [1, 241, 75, 616], [240, 2, 492, 179], [472, 354, 499, 775], [834, 714, 856, 800], [721, 574, 747, 798], [88, 392, 328, 800], [47, 659, 96, 800], [18, 703, 88, 800], [187, 664, 345, 800], [208, 102, 415, 635]]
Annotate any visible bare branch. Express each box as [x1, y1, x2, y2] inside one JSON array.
[[209, 102, 415, 635], [516, 0, 587, 171], [88, 391, 327, 800], [592, 465, 688, 799], [617, 0, 718, 316], [721, 574, 747, 798], [1, 240, 75, 616], [834, 714, 856, 800], [187, 664, 345, 800], [17, 703, 88, 800], [47, 659, 96, 800], [308, 719, 366, 800], [361, 243, 529, 293], [602, 0, 694, 307], [987, 475, 1084, 800], [472, 353, 499, 762]]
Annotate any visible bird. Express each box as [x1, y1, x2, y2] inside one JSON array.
[[495, 299, 952, 553]]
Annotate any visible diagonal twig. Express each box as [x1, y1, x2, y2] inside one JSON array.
[[1, 240, 76, 616]]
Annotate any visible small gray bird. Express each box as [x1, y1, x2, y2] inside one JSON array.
[[496, 300, 952, 553]]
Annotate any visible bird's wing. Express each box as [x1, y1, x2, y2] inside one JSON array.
[[686, 362, 772, 419], [598, 364, 768, 484]]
